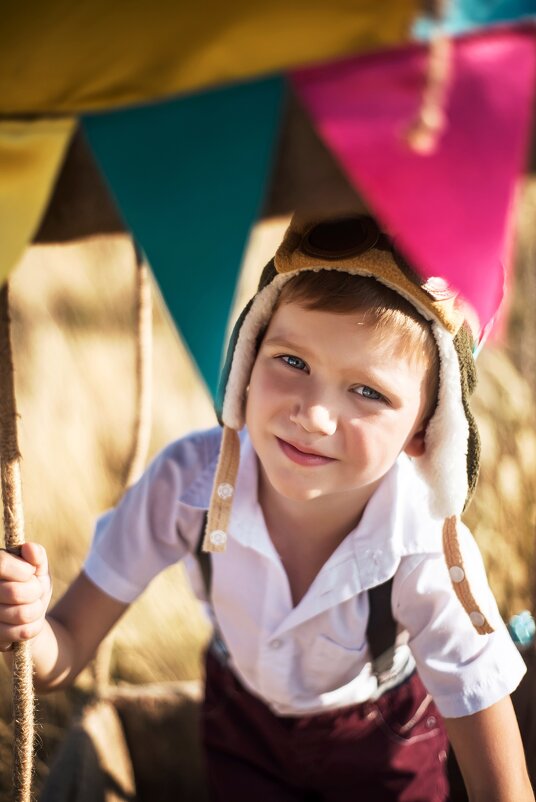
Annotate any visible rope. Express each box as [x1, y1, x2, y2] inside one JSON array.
[[0, 283, 35, 802], [92, 245, 153, 697], [122, 250, 153, 491], [406, 0, 452, 155]]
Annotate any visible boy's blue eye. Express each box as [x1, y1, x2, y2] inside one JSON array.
[[353, 385, 383, 401], [280, 355, 307, 371]]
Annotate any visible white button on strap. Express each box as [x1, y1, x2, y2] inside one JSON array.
[[209, 529, 227, 547], [449, 566, 465, 583], [270, 639, 282, 650], [217, 482, 234, 501], [469, 611, 485, 628]]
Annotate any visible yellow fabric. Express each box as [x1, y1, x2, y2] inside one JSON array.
[[0, 1, 419, 114], [0, 119, 76, 286]]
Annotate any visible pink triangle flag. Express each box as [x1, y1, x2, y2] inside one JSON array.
[[291, 25, 536, 333]]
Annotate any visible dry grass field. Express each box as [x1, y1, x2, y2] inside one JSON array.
[[0, 235, 217, 796], [0, 203, 535, 797]]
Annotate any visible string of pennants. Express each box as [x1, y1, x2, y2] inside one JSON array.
[[0, 1, 534, 394]]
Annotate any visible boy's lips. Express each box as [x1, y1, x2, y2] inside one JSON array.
[[276, 437, 336, 467]]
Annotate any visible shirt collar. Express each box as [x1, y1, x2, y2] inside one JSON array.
[[178, 428, 443, 571]]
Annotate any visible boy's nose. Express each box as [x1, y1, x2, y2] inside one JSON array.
[[290, 403, 337, 436]]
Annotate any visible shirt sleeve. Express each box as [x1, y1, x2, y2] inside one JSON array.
[[393, 522, 527, 718], [83, 435, 208, 604]]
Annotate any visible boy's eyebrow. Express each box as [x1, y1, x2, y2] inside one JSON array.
[[262, 334, 307, 350], [262, 334, 321, 361]]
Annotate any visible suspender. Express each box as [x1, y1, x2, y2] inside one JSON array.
[[366, 576, 397, 677], [194, 512, 397, 678], [195, 514, 213, 608]]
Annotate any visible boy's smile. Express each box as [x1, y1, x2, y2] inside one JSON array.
[[276, 436, 336, 467], [245, 300, 431, 523]]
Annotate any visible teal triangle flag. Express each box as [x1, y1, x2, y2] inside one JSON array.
[[83, 77, 284, 396]]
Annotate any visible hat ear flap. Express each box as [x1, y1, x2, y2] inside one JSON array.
[[216, 297, 254, 424], [215, 259, 278, 424], [453, 324, 481, 511]]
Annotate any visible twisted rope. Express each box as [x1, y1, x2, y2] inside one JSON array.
[[122, 251, 153, 491], [92, 246, 153, 697], [0, 283, 35, 802], [406, 0, 452, 155]]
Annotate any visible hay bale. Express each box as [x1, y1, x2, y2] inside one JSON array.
[[39, 681, 208, 802], [111, 682, 208, 802], [40, 700, 135, 802]]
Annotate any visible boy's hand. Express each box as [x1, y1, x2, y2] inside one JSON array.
[[0, 543, 52, 651]]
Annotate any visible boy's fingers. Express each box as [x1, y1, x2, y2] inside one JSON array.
[[0, 620, 42, 644], [0, 600, 45, 627], [0, 577, 43, 605], [20, 543, 49, 577], [0, 549, 36, 581]]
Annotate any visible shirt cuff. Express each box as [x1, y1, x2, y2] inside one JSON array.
[[431, 645, 527, 718], [83, 548, 144, 604]]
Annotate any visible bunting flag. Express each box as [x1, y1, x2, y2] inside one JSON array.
[[0, 1, 418, 115], [414, 0, 536, 37], [0, 119, 75, 285], [0, 6, 535, 394], [83, 78, 284, 395], [292, 25, 536, 332]]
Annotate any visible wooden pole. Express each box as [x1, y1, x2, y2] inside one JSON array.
[[0, 283, 34, 802]]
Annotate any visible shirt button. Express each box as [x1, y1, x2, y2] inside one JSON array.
[[469, 611, 486, 628], [270, 639, 283, 650], [217, 482, 234, 500], [426, 716, 437, 728], [208, 529, 227, 547], [449, 565, 465, 583]]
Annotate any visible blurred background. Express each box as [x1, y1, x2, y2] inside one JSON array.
[[0, 4, 535, 797], [0, 182, 535, 795]]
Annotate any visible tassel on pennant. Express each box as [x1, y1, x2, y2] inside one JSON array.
[[405, 30, 453, 155], [405, 0, 452, 154]]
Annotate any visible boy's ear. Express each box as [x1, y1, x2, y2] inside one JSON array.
[[404, 421, 428, 458]]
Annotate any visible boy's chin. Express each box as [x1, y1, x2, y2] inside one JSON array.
[[262, 475, 327, 504]]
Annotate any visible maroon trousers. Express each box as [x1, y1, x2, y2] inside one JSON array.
[[201, 650, 449, 802]]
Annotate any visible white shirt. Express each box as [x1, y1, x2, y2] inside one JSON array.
[[84, 427, 526, 718]]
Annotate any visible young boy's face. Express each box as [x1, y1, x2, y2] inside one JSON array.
[[245, 300, 432, 510]]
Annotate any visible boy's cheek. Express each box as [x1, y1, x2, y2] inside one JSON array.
[[249, 371, 286, 412]]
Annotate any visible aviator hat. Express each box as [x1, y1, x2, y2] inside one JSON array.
[[203, 214, 492, 636]]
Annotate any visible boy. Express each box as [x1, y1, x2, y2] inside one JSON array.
[[0, 215, 532, 801]]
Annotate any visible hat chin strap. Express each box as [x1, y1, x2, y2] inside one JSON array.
[[443, 515, 493, 635], [415, 323, 493, 635], [416, 322, 469, 519], [203, 425, 241, 553]]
